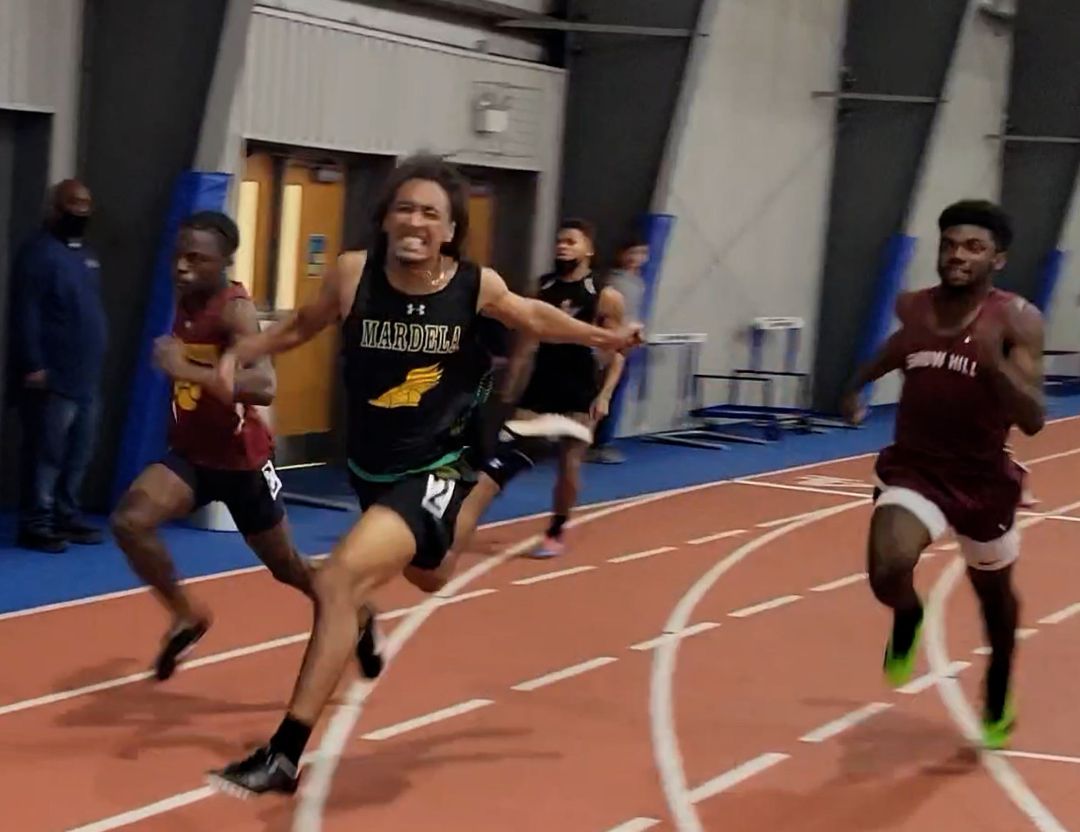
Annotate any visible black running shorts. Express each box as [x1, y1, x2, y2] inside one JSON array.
[[161, 451, 285, 537], [349, 459, 477, 571]]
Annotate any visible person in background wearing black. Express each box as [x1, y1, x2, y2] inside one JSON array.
[[9, 180, 108, 552]]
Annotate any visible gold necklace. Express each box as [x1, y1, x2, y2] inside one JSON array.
[[425, 258, 448, 288]]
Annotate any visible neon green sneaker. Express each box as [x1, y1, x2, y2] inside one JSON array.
[[982, 697, 1016, 750], [883, 614, 923, 687]]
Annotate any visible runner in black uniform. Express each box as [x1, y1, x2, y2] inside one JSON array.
[[502, 219, 627, 557], [207, 154, 640, 796]]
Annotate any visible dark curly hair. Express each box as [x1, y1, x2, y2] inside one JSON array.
[[179, 210, 240, 257], [938, 199, 1013, 252], [371, 153, 470, 261]]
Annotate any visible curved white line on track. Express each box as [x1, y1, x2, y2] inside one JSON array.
[[292, 482, 724, 832], [650, 497, 868, 832], [923, 497, 1080, 832]]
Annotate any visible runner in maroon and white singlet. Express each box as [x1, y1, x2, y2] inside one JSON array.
[[841, 200, 1044, 749], [110, 212, 380, 683]]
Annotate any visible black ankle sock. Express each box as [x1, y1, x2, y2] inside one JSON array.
[[269, 714, 312, 766], [891, 603, 924, 655], [548, 514, 567, 538]]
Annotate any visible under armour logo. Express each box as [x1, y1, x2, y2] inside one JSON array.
[[407, 303, 426, 316]]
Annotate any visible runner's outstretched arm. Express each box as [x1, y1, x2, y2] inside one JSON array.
[[477, 267, 641, 351], [839, 294, 914, 423]]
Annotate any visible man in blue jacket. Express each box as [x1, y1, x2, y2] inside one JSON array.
[[10, 179, 108, 552]]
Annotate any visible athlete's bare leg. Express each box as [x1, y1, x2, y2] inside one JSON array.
[[249, 510, 381, 680], [867, 503, 931, 683], [967, 563, 1019, 722], [552, 436, 587, 523], [206, 506, 415, 794], [111, 464, 206, 625], [401, 472, 502, 594], [244, 518, 316, 599], [868, 504, 929, 611], [111, 464, 214, 679], [287, 507, 412, 721]]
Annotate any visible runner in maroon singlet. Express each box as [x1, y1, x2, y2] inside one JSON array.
[[841, 200, 1044, 749], [111, 212, 379, 682]]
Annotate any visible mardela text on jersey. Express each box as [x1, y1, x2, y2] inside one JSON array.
[[359, 319, 463, 355]]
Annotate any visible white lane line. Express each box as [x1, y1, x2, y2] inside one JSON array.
[[998, 750, 1080, 766], [924, 495, 1080, 832], [630, 622, 722, 652], [0, 631, 315, 717], [972, 628, 1037, 656], [69, 491, 674, 832], [809, 572, 866, 593], [0, 563, 270, 622], [757, 508, 835, 528], [54, 438, 1080, 831], [651, 498, 868, 832], [686, 529, 746, 546], [436, 588, 499, 607], [511, 656, 619, 692], [0, 596, 449, 718], [687, 752, 790, 804], [65, 787, 217, 832], [798, 702, 892, 743], [1025, 444, 1080, 466], [295, 482, 725, 832], [609, 546, 678, 564], [734, 478, 872, 500], [1038, 602, 1080, 626], [360, 699, 494, 742], [603, 818, 661, 832], [1, 440, 884, 626], [0, 499, 635, 624], [897, 661, 971, 695], [12, 413, 1080, 625], [511, 565, 597, 586], [1043, 513, 1080, 523], [728, 595, 801, 619]]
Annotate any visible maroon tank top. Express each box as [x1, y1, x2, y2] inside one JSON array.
[[168, 282, 273, 470], [892, 287, 1020, 470]]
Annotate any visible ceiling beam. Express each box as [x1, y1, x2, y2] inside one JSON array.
[[498, 19, 695, 37], [372, 0, 556, 22]]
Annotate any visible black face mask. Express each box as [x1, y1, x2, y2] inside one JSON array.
[[54, 212, 89, 241], [553, 257, 579, 276]]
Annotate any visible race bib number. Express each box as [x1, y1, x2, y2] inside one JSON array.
[[421, 475, 456, 519], [261, 460, 283, 501]]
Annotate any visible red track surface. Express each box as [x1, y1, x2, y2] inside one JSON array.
[[6, 419, 1080, 831]]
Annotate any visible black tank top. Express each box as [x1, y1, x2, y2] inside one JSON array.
[[341, 256, 489, 480], [526, 273, 601, 399]]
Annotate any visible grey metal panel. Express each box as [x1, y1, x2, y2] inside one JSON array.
[[810, 0, 969, 412], [0, 0, 82, 178], [257, 0, 547, 62], [77, 0, 230, 508], [238, 7, 566, 277], [996, 0, 1080, 301], [558, 0, 704, 262], [241, 8, 562, 171]]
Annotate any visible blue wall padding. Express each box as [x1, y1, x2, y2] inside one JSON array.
[[1033, 248, 1066, 314], [855, 233, 917, 402], [638, 212, 675, 327], [110, 171, 232, 505]]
